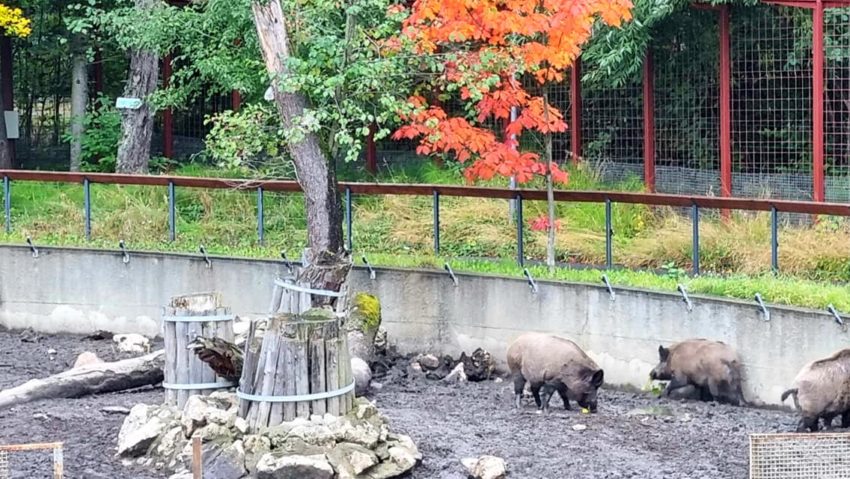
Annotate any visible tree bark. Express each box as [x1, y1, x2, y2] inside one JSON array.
[[0, 350, 164, 410], [116, 0, 159, 174], [0, 50, 10, 170], [69, 38, 88, 172], [251, 0, 344, 259]]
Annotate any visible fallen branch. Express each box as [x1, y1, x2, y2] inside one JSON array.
[[0, 350, 164, 410]]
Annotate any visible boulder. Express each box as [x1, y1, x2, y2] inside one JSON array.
[[154, 426, 185, 460], [181, 395, 212, 437], [462, 455, 507, 479], [73, 351, 103, 369], [255, 453, 334, 479], [113, 334, 151, 354], [243, 435, 272, 475], [373, 327, 388, 356], [443, 363, 468, 383], [117, 404, 168, 457], [414, 354, 440, 370], [351, 357, 372, 396], [327, 442, 379, 477], [360, 444, 420, 479], [203, 441, 247, 479]]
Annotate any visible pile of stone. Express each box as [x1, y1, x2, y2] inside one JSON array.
[[407, 348, 496, 383], [117, 392, 420, 479]]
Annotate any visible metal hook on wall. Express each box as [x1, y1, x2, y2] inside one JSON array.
[[119, 240, 130, 264], [677, 284, 693, 312], [26, 237, 38, 258], [754, 293, 770, 322], [280, 251, 294, 273], [198, 245, 211, 269], [828, 304, 844, 327], [601, 274, 616, 301], [443, 262, 458, 287], [361, 255, 376, 280], [523, 268, 538, 294]]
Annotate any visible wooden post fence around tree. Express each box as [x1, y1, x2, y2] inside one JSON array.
[[162, 292, 235, 408], [238, 275, 354, 432]]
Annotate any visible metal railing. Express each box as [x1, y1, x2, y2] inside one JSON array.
[[3, 169, 850, 275]]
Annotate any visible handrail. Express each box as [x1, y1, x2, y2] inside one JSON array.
[[2, 169, 849, 216]]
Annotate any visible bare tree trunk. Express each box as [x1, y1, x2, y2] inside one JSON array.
[[251, 0, 344, 258], [116, 0, 158, 174], [542, 87, 556, 270], [69, 39, 88, 172]]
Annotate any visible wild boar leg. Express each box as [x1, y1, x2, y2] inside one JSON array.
[[539, 383, 556, 413], [661, 376, 690, 398], [513, 373, 526, 408], [698, 386, 714, 402], [822, 413, 837, 430], [555, 383, 572, 410], [530, 382, 543, 408], [841, 411, 850, 428], [798, 416, 819, 433]]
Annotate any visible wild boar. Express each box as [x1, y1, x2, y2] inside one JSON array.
[[506, 332, 604, 413], [781, 348, 850, 432], [649, 338, 746, 406]]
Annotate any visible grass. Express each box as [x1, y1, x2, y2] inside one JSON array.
[[3, 160, 850, 311]]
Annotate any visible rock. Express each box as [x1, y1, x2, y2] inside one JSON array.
[[167, 473, 193, 479], [47, 348, 57, 356], [204, 440, 247, 479], [572, 424, 587, 431], [155, 426, 185, 459], [373, 327, 388, 356], [73, 351, 104, 369], [352, 357, 372, 396], [243, 435, 272, 475], [415, 354, 440, 370], [100, 406, 130, 416], [443, 363, 467, 383], [234, 416, 249, 435], [458, 348, 496, 381], [32, 413, 49, 421], [362, 445, 420, 479], [462, 455, 507, 479], [19, 328, 41, 343], [181, 395, 211, 437], [494, 377, 503, 384], [113, 333, 150, 354], [327, 442, 379, 478], [117, 404, 168, 457], [206, 407, 236, 427], [207, 391, 238, 410], [370, 381, 383, 391], [197, 423, 233, 443], [255, 453, 334, 479]]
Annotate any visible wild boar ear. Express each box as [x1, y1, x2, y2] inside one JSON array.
[[658, 346, 669, 361], [590, 369, 604, 387]]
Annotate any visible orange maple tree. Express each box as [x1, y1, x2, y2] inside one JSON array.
[[391, 0, 633, 185]]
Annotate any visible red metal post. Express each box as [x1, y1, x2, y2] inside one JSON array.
[[231, 90, 241, 112], [813, 0, 825, 202], [0, 35, 15, 167], [365, 123, 377, 174], [162, 55, 174, 159], [570, 58, 582, 163], [719, 6, 733, 201], [643, 51, 656, 193]]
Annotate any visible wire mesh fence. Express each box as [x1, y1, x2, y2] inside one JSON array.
[[749, 433, 850, 479]]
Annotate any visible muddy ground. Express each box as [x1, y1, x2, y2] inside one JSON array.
[[0, 329, 804, 478]]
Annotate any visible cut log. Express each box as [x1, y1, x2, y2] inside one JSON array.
[[0, 350, 164, 410]]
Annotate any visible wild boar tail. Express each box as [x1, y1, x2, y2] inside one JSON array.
[[781, 388, 800, 410]]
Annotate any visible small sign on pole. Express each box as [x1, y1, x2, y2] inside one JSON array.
[[115, 97, 143, 110]]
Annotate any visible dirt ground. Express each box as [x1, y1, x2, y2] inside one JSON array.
[[0, 329, 804, 479]]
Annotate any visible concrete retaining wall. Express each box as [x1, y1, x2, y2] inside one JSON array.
[[1, 244, 847, 406]]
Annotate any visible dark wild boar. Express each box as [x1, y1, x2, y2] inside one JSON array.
[[507, 332, 604, 413], [649, 338, 746, 406], [781, 348, 850, 432]]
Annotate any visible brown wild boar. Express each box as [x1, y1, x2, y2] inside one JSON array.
[[649, 339, 746, 406], [507, 332, 604, 413], [781, 348, 850, 432]]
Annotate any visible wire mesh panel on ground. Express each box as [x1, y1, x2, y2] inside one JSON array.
[[653, 8, 721, 196], [0, 442, 63, 479], [732, 5, 813, 201], [749, 433, 850, 479]]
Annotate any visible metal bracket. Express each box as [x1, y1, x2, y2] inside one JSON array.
[[26, 237, 38, 258], [601, 274, 616, 301], [444, 262, 458, 286], [198, 245, 211, 269], [755, 293, 770, 322], [119, 240, 130, 264], [361, 255, 376, 280], [828, 304, 844, 326], [523, 268, 538, 294], [280, 251, 294, 273], [677, 284, 693, 312]]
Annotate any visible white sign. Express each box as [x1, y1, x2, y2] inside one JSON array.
[[4, 111, 18, 139], [116, 97, 143, 110]]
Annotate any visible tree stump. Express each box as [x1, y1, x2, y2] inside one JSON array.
[[238, 277, 354, 432], [162, 292, 235, 408]]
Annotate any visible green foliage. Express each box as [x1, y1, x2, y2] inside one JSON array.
[[62, 97, 121, 172], [353, 292, 381, 331], [204, 103, 290, 172]]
